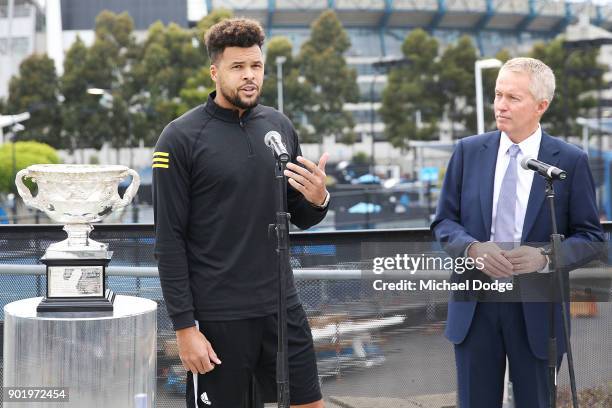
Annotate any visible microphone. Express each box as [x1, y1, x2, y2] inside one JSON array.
[[520, 157, 567, 180], [264, 131, 290, 162]]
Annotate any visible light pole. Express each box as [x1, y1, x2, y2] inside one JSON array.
[[475, 58, 502, 135], [369, 66, 380, 176], [88, 87, 141, 222], [9, 123, 25, 223], [88, 87, 116, 163], [0, 112, 29, 222], [275, 56, 286, 114], [87, 87, 135, 166], [4, 0, 14, 106], [87, 87, 114, 109]]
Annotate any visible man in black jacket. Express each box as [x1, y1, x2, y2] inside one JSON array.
[[152, 18, 329, 408]]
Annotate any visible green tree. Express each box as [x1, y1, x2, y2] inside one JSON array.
[[481, 49, 511, 132], [178, 67, 215, 114], [194, 8, 233, 51], [60, 11, 139, 155], [130, 8, 231, 144], [0, 141, 60, 193], [352, 151, 370, 165], [261, 36, 314, 135], [61, 36, 103, 151], [6, 54, 62, 147], [380, 29, 442, 149], [92, 11, 139, 154], [529, 37, 602, 137], [172, 9, 235, 115], [438, 35, 477, 138], [298, 10, 359, 144]]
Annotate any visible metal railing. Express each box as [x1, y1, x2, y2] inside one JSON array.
[[0, 224, 611, 407]]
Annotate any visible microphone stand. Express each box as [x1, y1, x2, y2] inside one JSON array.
[[541, 176, 579, 408], [268, 152, 291, 408]]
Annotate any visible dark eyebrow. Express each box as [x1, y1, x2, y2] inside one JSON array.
[[230, 60, 263, 65]]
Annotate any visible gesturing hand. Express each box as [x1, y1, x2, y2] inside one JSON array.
[[284, 153, 329, 206]]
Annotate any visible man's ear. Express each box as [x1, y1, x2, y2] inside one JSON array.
[[210, 64, 217, 82], [537, 99, 549, 116]]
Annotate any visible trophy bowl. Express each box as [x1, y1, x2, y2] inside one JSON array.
[[15, 164, 140, 256]]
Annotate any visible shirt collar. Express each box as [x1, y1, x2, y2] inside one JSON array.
[[204, 91, 257, 123], [499, 125, 542, 159]]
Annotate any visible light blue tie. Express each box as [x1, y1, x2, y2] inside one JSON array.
[[494, 144, 521, 249]]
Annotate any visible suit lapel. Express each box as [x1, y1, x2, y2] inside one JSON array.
[[479, 132, 501, 238], [521, 132, 561, 242]]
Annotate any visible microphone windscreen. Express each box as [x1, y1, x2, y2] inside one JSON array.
[[264, 131, 282, 147], [520, 156, 533, 170]]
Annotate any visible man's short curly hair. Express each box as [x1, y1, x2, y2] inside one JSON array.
[[205, 18, 265, 63]]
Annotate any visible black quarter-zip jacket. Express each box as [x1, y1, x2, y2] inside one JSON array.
[[152, 92, 328, 330]]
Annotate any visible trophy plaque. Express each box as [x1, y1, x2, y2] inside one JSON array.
[[15, 164, 140, 312]]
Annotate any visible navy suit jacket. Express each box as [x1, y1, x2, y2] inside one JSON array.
[[431, 130, 604, 359]]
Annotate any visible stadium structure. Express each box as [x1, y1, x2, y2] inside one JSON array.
[[1, 1, 612, 162]]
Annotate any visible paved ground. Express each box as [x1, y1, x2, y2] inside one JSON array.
[[327, 394, 456, 408], [155, 303, 611, 407]]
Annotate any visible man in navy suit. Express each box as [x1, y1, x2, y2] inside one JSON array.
[[432, 57, 604, 407]]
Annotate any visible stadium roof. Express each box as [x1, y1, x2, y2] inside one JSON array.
[[206, 0, 612, 33]]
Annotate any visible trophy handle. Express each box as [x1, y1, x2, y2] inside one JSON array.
[[116, 168, 141, 209], [15, 168, 41, 210]]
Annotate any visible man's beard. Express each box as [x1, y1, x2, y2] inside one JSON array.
[[220, 84, 260, 110]]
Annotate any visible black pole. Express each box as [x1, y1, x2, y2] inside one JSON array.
[[563, 66, 569, 141], [370, 69, 376, 175], [364, 189, 371, 229], [132, 195, 139, 223], [542, 177, 579, 408], [269, 154, 291, 408], [597, 77, 603, 156], [426, 181, 433, 222], [597, 81, 603, 211]]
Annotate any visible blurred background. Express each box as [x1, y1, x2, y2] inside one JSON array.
[[1, 2, 612, 407], [3, 0, 612, 230]]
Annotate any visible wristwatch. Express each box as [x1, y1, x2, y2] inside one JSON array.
[[538, 247, 551, 273], [312, 191, 330, 209]]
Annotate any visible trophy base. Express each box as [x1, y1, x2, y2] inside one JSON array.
[[37, 289, 116, 313], [44, 241, 111, 260]]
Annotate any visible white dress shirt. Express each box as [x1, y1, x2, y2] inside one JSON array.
[[465, 125, 549, 273], [490, 125, 541, 243]]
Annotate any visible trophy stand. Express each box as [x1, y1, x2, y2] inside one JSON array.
[[37, 224, 115, 312], [4, 164, 155, 407], [38, 255, 114, 312], [3, 296, 157, 408]]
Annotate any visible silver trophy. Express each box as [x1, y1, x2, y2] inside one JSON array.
[[15, 164, 140, 312]]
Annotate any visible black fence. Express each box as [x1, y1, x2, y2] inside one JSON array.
[[0, 224, 611, 407]]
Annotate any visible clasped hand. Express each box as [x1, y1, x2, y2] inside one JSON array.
[[468, 242, 547, 278]]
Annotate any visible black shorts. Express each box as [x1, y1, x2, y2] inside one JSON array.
[[186, 304, 322, 407]]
